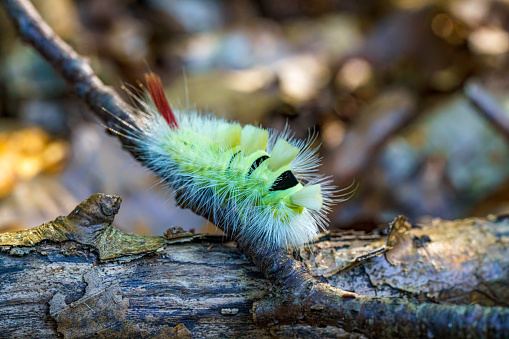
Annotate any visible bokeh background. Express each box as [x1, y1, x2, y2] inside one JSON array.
[[2, 0, 509, 236]]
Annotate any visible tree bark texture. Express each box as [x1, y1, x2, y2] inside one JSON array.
[[0, 194, 508, 338]]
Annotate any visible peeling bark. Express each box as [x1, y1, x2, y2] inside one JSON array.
[[301, 216, 509, 306], [0, 194, 186, 261], [0, 195, 508, 338]]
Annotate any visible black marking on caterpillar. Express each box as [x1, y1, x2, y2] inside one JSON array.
[[269, 171, 300, 192], [227, 150, 241, 171], [247, 156, 269, 176]]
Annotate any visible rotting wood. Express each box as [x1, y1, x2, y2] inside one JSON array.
[[301, 215, 509, 306], [0, 194, 347, 338], [0, 194, 508, 338]]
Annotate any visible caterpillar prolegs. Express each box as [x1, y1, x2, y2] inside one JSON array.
[[112, 73, 342, 250]]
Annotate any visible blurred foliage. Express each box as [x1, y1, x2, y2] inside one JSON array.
[[2, 0, 509, 234]]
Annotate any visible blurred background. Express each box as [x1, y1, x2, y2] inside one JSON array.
[[2, 0, 509, 236]]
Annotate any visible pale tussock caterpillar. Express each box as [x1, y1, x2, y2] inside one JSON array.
[[108, 72, 349, 249]]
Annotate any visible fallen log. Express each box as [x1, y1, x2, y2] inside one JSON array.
[[0, 194, 507, 338]]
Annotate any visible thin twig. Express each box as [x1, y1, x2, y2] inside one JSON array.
[[0, 0, 140, 156], [2, 0, 509, 337], [332, 91, 418, 187], [464, 81, 509, 143]]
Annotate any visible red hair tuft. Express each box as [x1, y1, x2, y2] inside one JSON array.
[[145, 73, 179, 129]]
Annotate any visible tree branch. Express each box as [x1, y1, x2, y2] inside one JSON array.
[[464, 81, 509, 143], [2, 0, 509, 337], [331, 90, 418, 187], [253, 284, 509, 338]]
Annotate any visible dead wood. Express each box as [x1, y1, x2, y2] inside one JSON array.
[[0, 194, 508, 338]]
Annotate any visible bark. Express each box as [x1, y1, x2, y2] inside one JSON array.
[[0, 194, 508, 338]]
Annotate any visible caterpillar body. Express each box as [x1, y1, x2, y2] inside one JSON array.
[[113, 73, 340, 249]]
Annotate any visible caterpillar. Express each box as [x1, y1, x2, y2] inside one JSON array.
[[110, 73, 343, 250]]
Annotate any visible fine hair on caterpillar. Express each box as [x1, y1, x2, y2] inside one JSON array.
[[108, 72, 353, 250]]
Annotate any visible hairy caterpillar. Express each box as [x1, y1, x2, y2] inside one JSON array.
[[111, 73, 343, 249]]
